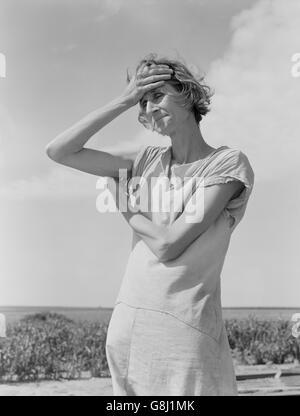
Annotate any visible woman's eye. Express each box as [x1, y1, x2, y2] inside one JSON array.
[[140, 94, 162, 109]]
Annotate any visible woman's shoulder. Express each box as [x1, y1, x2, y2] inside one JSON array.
[[205, 146, 255, 186], [216, 145, 247, 157], [212, 146, 253, 166], [132, 145, 165, 176], [144, 145, 168, 157], [134, 144, 164, 164]]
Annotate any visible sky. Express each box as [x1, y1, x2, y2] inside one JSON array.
[[0, 0, 300, 308]]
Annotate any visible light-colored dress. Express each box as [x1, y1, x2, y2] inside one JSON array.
[[105, 145, 254, 396]]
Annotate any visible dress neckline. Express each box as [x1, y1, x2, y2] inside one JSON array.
[[161, 145, 228, 176], [165, 145, 229, 173]]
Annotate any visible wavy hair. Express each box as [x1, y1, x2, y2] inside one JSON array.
[[129, 53, 213, 126]]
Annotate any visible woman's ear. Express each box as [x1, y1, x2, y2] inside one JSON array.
[[126, 68, 131, 84], [138, 113, 152, 131]]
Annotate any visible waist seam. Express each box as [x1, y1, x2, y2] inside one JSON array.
[[114, 300, 220, 344]]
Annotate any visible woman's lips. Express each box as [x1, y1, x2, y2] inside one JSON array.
[[154, 115, 165, 122]]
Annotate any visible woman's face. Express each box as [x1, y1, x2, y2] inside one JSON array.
[[138, 83, 192, 136]]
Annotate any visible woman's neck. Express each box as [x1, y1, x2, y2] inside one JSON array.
[[169, 118, 216, 164]]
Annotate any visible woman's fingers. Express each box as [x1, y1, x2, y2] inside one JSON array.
[[148, 66, 173, 75], [138, 64, 173, 77], [137, 73, 172, 86], [140, 80, 166, 91], [122, 63, 173, 107]]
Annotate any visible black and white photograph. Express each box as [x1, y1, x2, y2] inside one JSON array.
[[1, 0, 300, 397]]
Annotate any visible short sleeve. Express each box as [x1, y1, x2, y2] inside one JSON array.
[[131, 145, 161, 177], [118, 145, 161, 197], [204, 150, 255, 230]]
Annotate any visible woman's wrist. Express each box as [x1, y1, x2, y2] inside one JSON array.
[[116, 94, 136, 109]]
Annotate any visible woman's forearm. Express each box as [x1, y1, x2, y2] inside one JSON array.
[[46, 64, 172, 161], [121, 209, 167, 260], [46, 96, 132, 160]]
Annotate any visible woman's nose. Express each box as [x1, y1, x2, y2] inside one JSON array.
[[146, 100, 158, 115]]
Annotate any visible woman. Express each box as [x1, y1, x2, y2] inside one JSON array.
[[46, 53, 254, 396]]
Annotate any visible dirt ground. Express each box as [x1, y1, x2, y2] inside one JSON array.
[[1, 365, 300, 396]]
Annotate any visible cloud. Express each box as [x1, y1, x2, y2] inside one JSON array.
[[0, 166, 98, 200], [3, 0, 299, 200], [0, 128, 169, 200], [51, 43, 79, 54], [95, 0, 123, 22], [96, 0, 300, 184], [102, 128, 170, 158], [94, 0, 170, 25], [203, 0, 300, 182]]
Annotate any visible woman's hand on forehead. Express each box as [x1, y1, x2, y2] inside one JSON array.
[[120, 63, 173, 107], [140, 63, 172, 75], [140, 85, 164, 101]]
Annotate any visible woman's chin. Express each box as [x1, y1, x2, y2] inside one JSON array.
[[152, 124, 171, 136], [153, 128, 168, 137]]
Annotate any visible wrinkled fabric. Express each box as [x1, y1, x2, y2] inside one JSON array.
[[105, 145, 254, 396], [106, 303, 237, 396]]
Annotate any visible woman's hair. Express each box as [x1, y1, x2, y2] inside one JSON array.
[[129, 53, 214, 125]]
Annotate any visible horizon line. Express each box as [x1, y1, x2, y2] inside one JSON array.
[[1, 305, 300, 310]]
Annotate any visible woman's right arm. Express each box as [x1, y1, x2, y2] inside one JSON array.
[[45, 97, 134, 178], [45, 63, 173, 178]]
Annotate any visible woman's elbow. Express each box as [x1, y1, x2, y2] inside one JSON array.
[[151, 237, 169, 262], [45, 144, 55, 160], [157, 240, 180, 262], [45, 144, 64, 162]]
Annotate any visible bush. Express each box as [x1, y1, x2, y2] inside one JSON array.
[[225, 316, 300, 365], [1, 313, 299, 382], [0, 312, 110, 382]]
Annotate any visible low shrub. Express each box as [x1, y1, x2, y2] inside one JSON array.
[[0, 312, 109, 382], [1, 313, 299, 381], [225, 316, 300, 365]]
